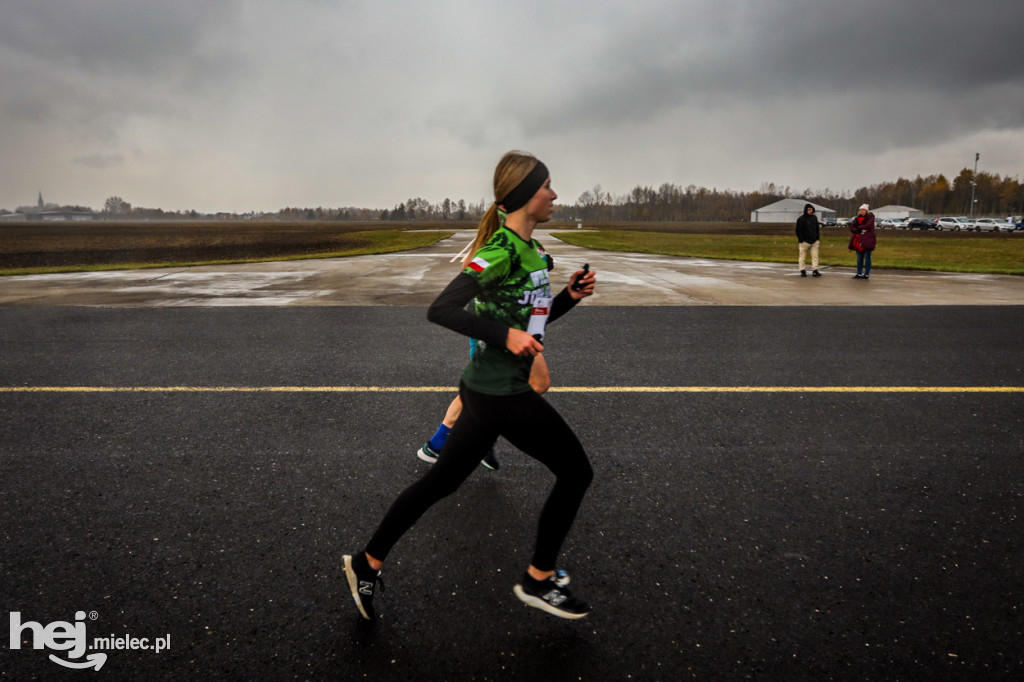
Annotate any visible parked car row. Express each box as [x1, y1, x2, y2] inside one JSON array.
[[844, 216, 1023, 231], [932, 217, 1020, 232], [825, 216, 1023, 231]]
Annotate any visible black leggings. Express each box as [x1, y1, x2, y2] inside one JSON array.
[[365, 384, 593, 571]]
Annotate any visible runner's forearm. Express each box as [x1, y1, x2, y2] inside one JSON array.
[[548, 288, 578, 324]]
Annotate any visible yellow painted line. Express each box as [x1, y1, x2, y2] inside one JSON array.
[[1, 386, 1022, 393], [551, 386, 1024, 393]]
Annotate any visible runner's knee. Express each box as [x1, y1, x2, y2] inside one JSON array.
[[557, 453, 592, 493]]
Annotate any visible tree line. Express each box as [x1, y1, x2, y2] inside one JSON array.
[[7, 168, 1020, 222], [557, 169, 1024, 222], [375, 169, 1023, 224], [379, 197, 486, 222], [93, 195, 491, 222]]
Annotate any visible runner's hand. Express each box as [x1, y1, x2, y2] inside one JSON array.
[[568, 268, 596, 300], [506, 328, 543, 357]]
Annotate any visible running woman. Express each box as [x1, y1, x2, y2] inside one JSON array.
[[344, 151, 597, 620]]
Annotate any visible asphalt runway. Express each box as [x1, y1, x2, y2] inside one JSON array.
[[2, 305, 1022, 680]]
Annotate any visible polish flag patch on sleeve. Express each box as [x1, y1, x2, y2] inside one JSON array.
[[467, 256, 490, 273]]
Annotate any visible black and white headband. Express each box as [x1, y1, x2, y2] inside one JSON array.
[[497, 160, 549, 214]]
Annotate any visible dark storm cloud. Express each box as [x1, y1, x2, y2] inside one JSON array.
[[0, 0, 248, 130], [0, 0, 240, 76], [515, 0, 1024, 148], [1, 0, 1021, 212], [744, 0, 1024, 92]]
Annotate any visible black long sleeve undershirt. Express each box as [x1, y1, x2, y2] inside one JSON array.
[[426, 272, 579, 347], [548, 287, 579, 323]]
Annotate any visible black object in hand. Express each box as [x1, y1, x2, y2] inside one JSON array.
[[571, 263, 590, 291]]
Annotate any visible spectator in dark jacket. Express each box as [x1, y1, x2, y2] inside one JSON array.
[[795, 203, 821, 277], [849, 204, 876, 279]]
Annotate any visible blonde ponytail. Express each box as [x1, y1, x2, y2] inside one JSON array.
[[465, 205, 503, 263]]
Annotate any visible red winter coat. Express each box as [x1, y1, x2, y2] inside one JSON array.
[[849, 213, 876, 250]]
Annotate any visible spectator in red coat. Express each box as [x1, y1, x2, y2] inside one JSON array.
[[849, 204, 876, 279]]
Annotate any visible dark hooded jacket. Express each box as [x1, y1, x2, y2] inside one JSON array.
[[795, 204, 820, 243]]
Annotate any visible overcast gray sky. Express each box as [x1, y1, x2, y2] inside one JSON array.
[[2, 0, 1023, 213]]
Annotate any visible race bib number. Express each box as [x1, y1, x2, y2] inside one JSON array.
[[526, 296, 552, 342]]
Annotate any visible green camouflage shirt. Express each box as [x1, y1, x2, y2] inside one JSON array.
[[460, 226, 553, 395]]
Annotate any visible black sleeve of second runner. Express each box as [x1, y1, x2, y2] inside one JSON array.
[[427, 272, 509, 349]]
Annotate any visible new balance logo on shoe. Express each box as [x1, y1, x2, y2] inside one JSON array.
[[514, 571, 591, 620], [343, 554, 383, 621], [543, 590, 567, 606]]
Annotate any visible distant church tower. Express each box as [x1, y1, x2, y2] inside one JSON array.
[[38, 191, 43, 208]]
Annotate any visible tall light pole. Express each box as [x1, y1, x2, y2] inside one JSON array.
[[970, 152, 979, 220]]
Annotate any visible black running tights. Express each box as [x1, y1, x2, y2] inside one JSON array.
[[365, 384, 593, 572]]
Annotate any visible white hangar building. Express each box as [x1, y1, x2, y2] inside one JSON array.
[[750, 199, 836, 223], [871, 205, 924, 220]]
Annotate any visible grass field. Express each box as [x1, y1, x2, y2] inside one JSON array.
[[552, 227, 1024, 276], [0, 221, 457, 275], [2, 220, 1021, 276]]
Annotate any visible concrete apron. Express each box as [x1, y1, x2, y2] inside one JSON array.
[[1, 229, 1022, 306]]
